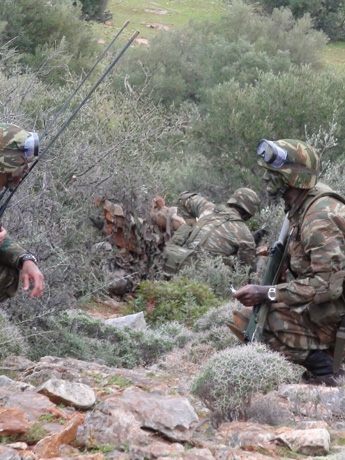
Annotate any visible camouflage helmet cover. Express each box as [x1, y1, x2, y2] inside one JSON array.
[[257, 139, 319, 189], [227, 187, 260, 216], [0, 123, 39, 173]]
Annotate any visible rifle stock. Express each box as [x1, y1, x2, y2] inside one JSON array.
[[244, 215, 290, 342]]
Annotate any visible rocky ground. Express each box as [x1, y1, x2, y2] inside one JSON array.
[[1, 353, 345, 460]]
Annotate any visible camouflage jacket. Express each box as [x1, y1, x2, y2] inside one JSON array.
[[177, 193, 256, 267], [275, 183, 345, 321], [0, 236, 27, 269]]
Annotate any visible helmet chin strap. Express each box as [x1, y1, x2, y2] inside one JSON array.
[[276, 183, 289, 201], [268, 181, 289, 203]]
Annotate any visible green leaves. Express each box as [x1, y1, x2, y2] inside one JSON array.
[[130, 278, 219, 327]]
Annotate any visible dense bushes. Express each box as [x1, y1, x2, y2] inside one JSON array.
[[243, 0, 345, 41], [113, 1, 327, 107], [23, 310, 177, 367], [189, 66, 345, 196], [0, 0, 99, 81], [129, 278, 219, 327], [79, 0, 109, 21]]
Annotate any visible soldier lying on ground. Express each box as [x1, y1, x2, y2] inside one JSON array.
[[233, 139, 345, 387], [0, 123, 44, 301], [162, 188, 260, 275]]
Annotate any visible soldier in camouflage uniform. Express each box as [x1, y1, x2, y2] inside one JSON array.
[[233, 139, 345, 386], [171, 188, 260, 269], [0, 123, 44, 301]]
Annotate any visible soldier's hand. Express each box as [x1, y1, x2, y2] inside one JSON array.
[[252, 226, 268, 246], [232, 285, 269, 306], [21, 261, 44, 298], [0, 227, 7, 246]]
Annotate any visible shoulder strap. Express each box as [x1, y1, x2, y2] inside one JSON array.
[[293, 191, 345, 243], [300, 191, 345, 223]]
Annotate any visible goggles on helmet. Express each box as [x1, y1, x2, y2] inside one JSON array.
[[22, 132, 39, 161], [257, 139, 290, 169]]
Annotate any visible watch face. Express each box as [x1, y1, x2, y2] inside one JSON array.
[[268, 288, 276, 301]]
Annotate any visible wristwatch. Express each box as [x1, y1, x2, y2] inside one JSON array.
[[18, 253, 38, 269], [267, 287, 277, 301]]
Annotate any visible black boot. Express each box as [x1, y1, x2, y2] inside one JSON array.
[[301, 350, 345, 387]]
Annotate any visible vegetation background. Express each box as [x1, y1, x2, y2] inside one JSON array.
[[1, 0, 345, 419]]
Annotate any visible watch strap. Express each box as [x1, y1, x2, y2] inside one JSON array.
[[18, 253, 38, 269]]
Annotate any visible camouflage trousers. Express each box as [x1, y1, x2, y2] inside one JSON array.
[[0, 264, 20, 303], [238, 303, 339, 364]]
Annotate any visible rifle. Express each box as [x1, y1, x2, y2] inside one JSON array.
[[244, 214, 291, 342]]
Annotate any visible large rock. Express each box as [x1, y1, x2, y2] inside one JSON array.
[[78, 386, 198, 447], [104, 311, 146, 331], [37, 378, 96, 409]]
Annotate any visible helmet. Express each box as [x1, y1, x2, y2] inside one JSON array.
[[0, 123, 39, 173], [257, 139, 319, 189], [227, 188, 260, 216]]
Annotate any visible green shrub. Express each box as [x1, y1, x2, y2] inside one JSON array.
[[130, 278, 219, 326], [193, 302, 237, 332], [0, 0, 99, 80], [196, 325, 239, 351], [176, 255, 253, 299], [134, 329, 175, 366], [79, 0, 109, 21], [191, 342, 296, 421], [193, 66, 345, 193], [24, 310, 177, 368], [246, 0, 345, 41], [154, 321, 194, 348]]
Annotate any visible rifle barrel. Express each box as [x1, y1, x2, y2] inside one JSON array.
[[40, 20, 130, 142]]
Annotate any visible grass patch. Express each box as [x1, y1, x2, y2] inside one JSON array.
[[39, 414, 66, 424], [106, 374, 132, 390], [92, 0, 226, 43], [321, 41, 345, 68]]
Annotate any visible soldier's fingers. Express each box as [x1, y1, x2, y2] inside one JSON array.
[[29, 275, 44, 297], [22, 273, 30, 292]]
